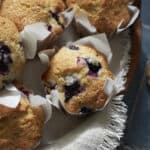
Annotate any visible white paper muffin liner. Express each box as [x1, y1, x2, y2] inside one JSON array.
[[0, 84, 52, 123], [0, 84, 21, 108], [0, 84, 53, 149], [20, 7, 76, 60], [73, 4, 139, 35], [39, 33, 118, 115]]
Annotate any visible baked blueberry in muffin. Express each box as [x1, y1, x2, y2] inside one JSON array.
[[0, 43, 12, 75], [0, 0, 66, 32], [66, 0, 131, 34], [0, 17, 25, 89], [0, 0, 67, 58], [42, 44, 113, 114]]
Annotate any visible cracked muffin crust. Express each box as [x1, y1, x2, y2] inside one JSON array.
[[0, 0, 66, 32], [0, 97, 45, 150], [42, 44, 113, 114], [66, 0, 131, 33], [0, 16, 25, 89]]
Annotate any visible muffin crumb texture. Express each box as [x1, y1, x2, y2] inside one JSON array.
[[0, 16, 25, 89], [0, 97, 45, 150], [67, 0, 131, 33], [0, 0, 66, 31], [43, 45, 113, 114]]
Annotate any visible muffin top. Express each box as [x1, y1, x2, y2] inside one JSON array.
[[0, 97, 45, 149], [0, 0, 65, 31], [0, 16, 20, 43], [0, 16, 25, 89], [67, 0, 131, 33], [42, 44, 113, 114]]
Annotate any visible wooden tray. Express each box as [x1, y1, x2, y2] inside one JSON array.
[[126, 0, 141, 89]]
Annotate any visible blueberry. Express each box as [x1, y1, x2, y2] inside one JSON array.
[[0, 43, 12, 75], [0, 43, 11, 53], [86, 58, 101, 73], [64, 80, 80, 102], [64, 75, 83, 102], [68, 45, 79, 50], [3, 54, 12, 64], [88, 71, 98, 77], [80, 107, 93, 114], [48, 25, 52, 32], [49, 10, 59, 21], [0, 64, 9, 74]]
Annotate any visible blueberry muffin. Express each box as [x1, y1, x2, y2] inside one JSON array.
[[0, 17, 25, 89], [0, 96, 45, 150], [66, 0, 131, 34], [0, 0, 66, 32], [42, 44, 113, 114]]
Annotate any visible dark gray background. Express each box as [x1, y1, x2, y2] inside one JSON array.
[[118, 0, 150, 149]]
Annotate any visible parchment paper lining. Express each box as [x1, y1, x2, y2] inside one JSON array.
[[0, 84, 52, 123], [0, 85, 21, 108]]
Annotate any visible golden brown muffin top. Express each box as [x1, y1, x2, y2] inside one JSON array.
[[0, 16, 20, 43], [0, 0, 65, 31], [43, 45, 113, 113], [0, 97, 45, 150], [67, 0, 131, 33], [0, 17, 25, 89]]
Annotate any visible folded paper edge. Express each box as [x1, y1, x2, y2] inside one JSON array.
[[0, 84, 21, 108], [117, 5, 140, 33], [73, 4, 139, 35], [20, 8, 75, 60]]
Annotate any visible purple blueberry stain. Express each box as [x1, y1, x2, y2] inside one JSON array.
[[86, 58, 101, 74], [48, 24, 52, 32], [77, 57, 102, 77], [88, 71, 98, 77], [0, 44, 11, 53], [0, 43, 12, 75], [77, 57, 87, 66], [64, 75, 84, 102], [68, 45, 79, 50]]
